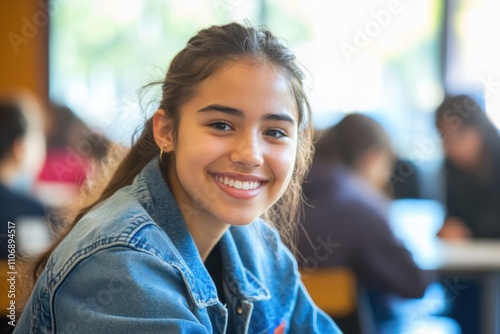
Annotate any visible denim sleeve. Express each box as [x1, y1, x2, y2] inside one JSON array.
[[53, 246, 210, 334]]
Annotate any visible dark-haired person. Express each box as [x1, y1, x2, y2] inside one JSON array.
[[435, 95, 500, 334], [0, 94, 48, 258], [15, 23, 341, 333], [0, 93, 47, 333], [436, 95, 500, 240], [298, 113, 435, 333]]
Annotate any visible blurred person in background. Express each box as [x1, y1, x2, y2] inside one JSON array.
[[35, 103, 112, 208], [436, 94, 500, 240], [0, 92, 48, 333], [435, 94, 500, 334], [298, 113, 436, 333], [0, 93, 48, 255]]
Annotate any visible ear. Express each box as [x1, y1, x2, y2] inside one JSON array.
[[153, 109, 175, 153]]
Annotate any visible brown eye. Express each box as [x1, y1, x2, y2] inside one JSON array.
[[209, 122, 232, 131], [265, 129, 287, 139]]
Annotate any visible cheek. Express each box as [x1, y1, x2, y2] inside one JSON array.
[[270, 145, 297, 184], [461, 136, 484, 164], [468, 133, 484, 153], [449, 136, 476, 157], [461, 141, 477, 156], [444, 138, 479, 168], [175, 133, 231, 187], [444, 137, 463, 157]]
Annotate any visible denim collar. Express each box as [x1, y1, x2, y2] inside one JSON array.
[[219, 229, 271, 302], [133, 157, 270, 307]]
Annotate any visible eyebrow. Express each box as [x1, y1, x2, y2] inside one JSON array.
[[197, 104, 296, 125], [197, 104, 244, 117], [263, 113, 296, 125]]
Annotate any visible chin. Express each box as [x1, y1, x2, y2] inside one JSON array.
[[217, 211, 261, 227]]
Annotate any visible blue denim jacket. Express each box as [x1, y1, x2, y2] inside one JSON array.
[[15, 157, 341, 333]]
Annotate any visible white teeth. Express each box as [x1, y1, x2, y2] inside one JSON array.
[[215, 175, 261, 190]]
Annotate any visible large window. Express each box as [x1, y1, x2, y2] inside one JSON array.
[[50, 0, 443, 154], [446, 0, 500, 128], [50, 0, 260, 142], [275, 0, 443, 160]]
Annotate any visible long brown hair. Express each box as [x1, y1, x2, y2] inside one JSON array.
[[30, 23, 313, 284]]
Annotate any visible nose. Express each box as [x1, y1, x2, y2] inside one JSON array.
[[230, 133, 264, 168]]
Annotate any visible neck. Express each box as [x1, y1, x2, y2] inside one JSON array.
[[187, 218, 228, 261], [166, 164, 229, 262]]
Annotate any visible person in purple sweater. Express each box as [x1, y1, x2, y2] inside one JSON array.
[[298, 113, 436, 332]]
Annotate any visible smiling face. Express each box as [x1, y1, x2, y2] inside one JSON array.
[[155, 60, 298, 228]]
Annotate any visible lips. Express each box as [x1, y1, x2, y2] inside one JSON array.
[[215, 175, 262, 190]]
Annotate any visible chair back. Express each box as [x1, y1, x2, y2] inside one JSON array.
[[300, 266, 357, 317]]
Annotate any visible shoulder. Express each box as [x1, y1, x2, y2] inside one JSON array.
[[21, 186, 202, 330], [54, 245, 191, 308], [46, 185, 175, 289], [20, 245, 212, 333]]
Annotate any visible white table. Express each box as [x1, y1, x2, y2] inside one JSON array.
[[420, 240, 500, 334], [430, 240, 500, 272], [388, 199, 500, 334]]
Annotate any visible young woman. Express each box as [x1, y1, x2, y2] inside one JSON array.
[[15, 23, 340, 333]]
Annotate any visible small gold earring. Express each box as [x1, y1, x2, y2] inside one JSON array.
[[160, 144, 168, 163]]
